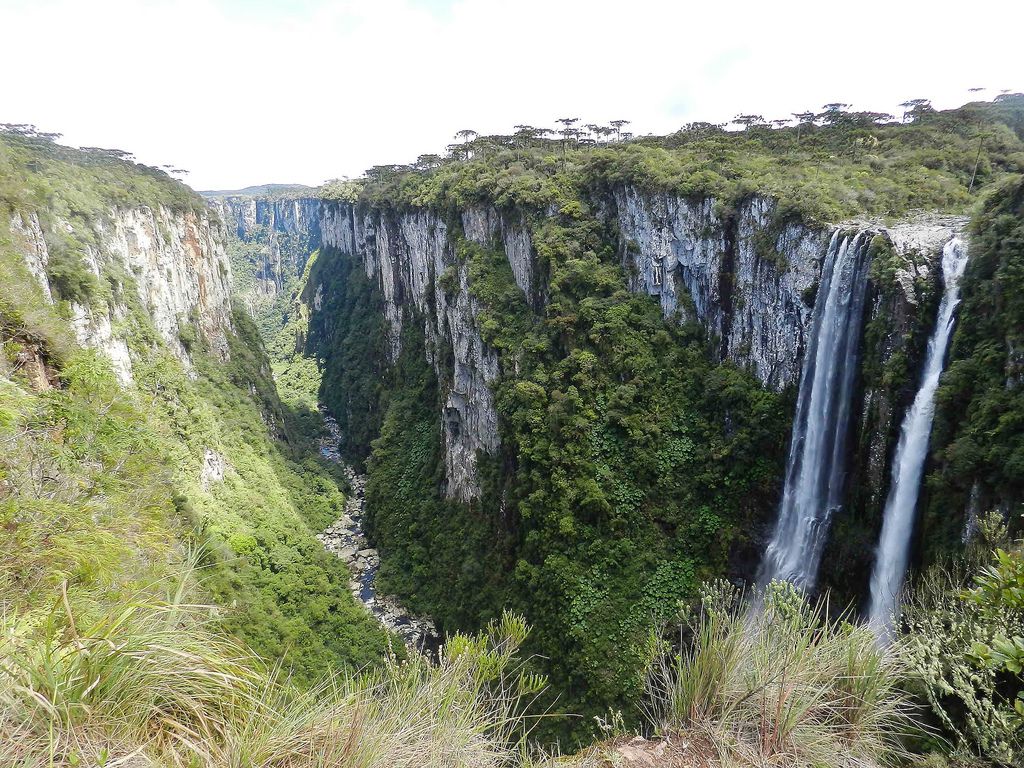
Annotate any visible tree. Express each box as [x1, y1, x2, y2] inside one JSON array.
[[556, 117, 580, 165], [817, 103, 852, 126], [365, 164, 410, 182], [1, 123, 62, 142], [609, 119, 631, 141], [792, 112, 816, 146], [451, 130, 478, 161], [678, 122, 725, 141], [732, 114, 766, 130], [414, 154, 442, 170], [556, 117, 580, 137], [898, 98, 931, 122]]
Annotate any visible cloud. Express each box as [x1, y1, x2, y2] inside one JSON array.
[[1, 0, 1019, 189]]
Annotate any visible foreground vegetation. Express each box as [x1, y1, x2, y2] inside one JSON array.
[[648, 581, 916, 768], [0, 565, 546, 767]]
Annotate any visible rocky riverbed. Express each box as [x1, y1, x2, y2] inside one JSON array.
[[315, 413, 439, 654]]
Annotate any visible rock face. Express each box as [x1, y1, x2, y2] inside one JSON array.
[[320, 201, 501, 501], [8, 211, 53, 303], [213, 196, 322, 301], [9, 205, 233, 383], [612, 189, 827, 391], [460, 206, 537, 304], [312, 191, 830, 499]]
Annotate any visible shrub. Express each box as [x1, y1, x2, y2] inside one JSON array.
[[900, 517, 1024, 765], [645, 580, 916, 768], [0, 567, 547, 768]]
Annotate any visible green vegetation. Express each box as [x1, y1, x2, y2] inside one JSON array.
[[0, 564, 548, 768], [356, 97, 1024, 225], [900, 515, 1024, 764], [1, 126, 393, 694], [927, 174, 1024, 550], [647, 581, 916, 768]]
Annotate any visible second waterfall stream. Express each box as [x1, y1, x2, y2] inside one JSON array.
[[868, 236, 969, 635]]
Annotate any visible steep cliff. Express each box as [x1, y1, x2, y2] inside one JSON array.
[[612, 189, 826, 390], [318, 201, 500, 500], [212, 194, 322, 316], [1, 129, 393, 686], [8, 200, 232, 382]]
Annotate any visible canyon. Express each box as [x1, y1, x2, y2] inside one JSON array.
[[4, 100, 1021, 759], [215, 189, 971, 613]]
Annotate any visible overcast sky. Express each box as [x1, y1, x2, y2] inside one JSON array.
[[2, 0, 1020, 191]]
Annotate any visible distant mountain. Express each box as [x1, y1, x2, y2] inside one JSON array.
[[200, 183, 314, 200]]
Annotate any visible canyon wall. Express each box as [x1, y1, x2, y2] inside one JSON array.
[[214, 190, 973, 601], [214, 196, 322, 304], [9, 204, 233, 382]]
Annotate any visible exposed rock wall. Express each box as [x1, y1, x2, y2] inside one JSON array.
[[319, 201, 500, 502], [9, 204, 233, 383], [214, 196, 322, 298], [8, 211, 53, 303], [460, 206, 537, 305], [612, 188, 826, 391], [314, 190, 833, 499]]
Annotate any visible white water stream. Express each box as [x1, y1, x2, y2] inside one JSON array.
[[868, 237, 968, 635], [759, 230, 872, 591]]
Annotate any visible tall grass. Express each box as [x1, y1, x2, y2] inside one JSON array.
[[645, 580, 918, 768], [0, 566, 546, 767]]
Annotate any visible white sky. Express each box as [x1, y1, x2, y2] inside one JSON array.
[[1, 0, 1020, 191]]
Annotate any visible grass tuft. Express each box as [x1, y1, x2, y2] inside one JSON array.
[[0, 564, 546, 767], [645, 580, 919, 768]]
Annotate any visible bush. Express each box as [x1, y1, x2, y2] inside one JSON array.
[[900, 516, 1024, 765], [0, 567, 547, 768], [646, 580, 916, 768]]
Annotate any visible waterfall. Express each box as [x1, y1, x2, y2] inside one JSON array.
[[758, 230, 872, 591], [868, 236, 969, 635]]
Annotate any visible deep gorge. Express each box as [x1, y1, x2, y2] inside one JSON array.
[[211, 169, 1009, 728], [3, 97, 1023, 761]]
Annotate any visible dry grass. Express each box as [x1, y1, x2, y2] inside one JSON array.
[[644, 581, 919, 768], [0, 568, 545, 767]]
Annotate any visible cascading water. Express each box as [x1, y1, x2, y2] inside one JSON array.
[[868, 236, 969, 635], [758, 230, 872, 590]]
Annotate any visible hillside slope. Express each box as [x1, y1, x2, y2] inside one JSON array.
[[0, 126, 392, 685]]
